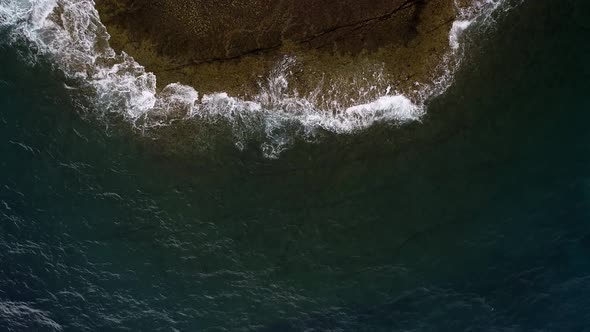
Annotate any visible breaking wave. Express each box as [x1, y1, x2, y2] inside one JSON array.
[[0, 0, 519, 157]]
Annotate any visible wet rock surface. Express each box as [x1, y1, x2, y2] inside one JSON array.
[[96, 0, 463, 103]]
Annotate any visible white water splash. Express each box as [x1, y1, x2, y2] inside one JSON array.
[[0, 0, 518, 158], [450, 20, 473, 50]]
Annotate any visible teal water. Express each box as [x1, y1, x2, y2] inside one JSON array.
[[1, 0, 590, 331]]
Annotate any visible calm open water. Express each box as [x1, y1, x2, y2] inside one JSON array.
[[1, 0, 590, 331]]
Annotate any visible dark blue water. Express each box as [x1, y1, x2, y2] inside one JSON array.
[[1, 0, 589, 331]]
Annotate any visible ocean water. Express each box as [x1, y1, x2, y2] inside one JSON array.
[[1, 0, 590, 331]]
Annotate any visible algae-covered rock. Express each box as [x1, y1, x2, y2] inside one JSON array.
[[96, 0, 463, 104]]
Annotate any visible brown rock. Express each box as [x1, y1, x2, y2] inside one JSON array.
[[96, 0, 462, 104]]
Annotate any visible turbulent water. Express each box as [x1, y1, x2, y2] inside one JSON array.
[[0, 0, 514, 157], [1, 0, 590, 331]]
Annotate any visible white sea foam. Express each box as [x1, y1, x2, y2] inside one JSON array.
[[0, 0, 519, 157], [450, 20, 472, 50]]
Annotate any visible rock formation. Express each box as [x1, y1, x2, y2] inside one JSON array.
[[96, 0, 466, 106]]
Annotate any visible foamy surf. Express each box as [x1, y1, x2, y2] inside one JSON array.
[[0, 0, 519, 158]]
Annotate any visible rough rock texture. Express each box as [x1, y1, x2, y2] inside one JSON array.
[[96, 0, 464, 102]]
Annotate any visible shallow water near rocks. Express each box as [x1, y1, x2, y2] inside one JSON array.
[[1, 0, 590, 331]]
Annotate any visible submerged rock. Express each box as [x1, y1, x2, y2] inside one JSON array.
[[96, 0, 467, 106]]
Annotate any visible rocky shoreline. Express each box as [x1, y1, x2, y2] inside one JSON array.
[[95, 0, 471, 108]]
